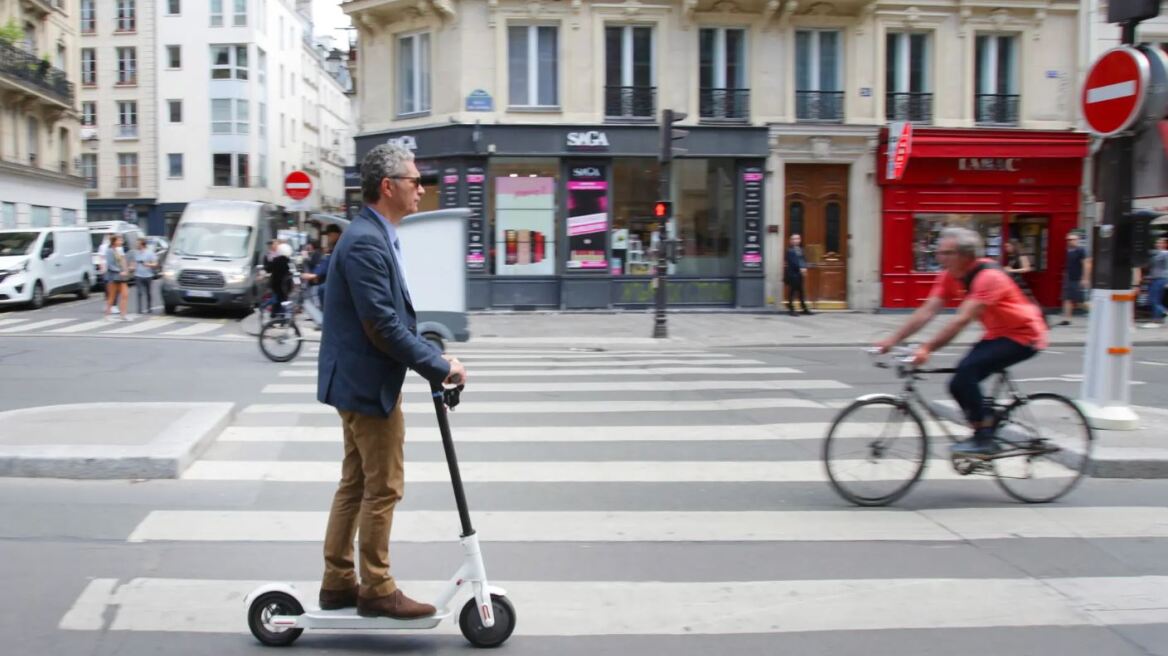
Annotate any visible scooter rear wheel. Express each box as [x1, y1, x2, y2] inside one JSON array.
[[459, 594, 516, 648], [248, 592, 304, 647]]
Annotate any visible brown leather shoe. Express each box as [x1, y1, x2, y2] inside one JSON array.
[[357, 589, 436, 619], [318, 586, 358, 610]]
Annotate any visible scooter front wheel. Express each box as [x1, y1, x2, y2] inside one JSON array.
[[248, 591, 304, 647], [459, 594, 516, 648]]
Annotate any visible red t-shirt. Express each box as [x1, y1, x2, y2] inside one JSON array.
[[928, 260, 1049, 350]]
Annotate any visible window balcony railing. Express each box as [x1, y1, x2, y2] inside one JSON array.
[[795, 90, 844, 122], [886, 92, 933, 123], [0, 39, 73, 106], [118, 175, 139, 189], [604, 85, 656, 119], [699, 87, 750, 121], [975, 94, 1020, 126]]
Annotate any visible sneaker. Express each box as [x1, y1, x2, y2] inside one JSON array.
[[950, 437, 1001, 459], [1141, 322, 1161, 329], [121, 315, 133, 322]]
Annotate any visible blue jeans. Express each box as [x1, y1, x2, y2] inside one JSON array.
[[1150, 277, 1166, 321], [949, 338, 1038, 425]]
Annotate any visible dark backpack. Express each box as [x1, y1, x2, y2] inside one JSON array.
[[961, 260, 1000, 292]]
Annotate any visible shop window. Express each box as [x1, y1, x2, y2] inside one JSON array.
[[825, 201, 841, 254], [673, 159, 735, 276], [611, 158, 661, 275], [488, 159, 559, 275], [1009, 216, 1050, 272], [912, 213, 1003, 272]]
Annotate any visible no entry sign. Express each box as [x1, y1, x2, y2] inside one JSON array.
[[1082, 46, 1149, 137], [284, 171, 312, 201]]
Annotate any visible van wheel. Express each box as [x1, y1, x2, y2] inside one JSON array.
[[77, 275, 91, 299], [29, 281, 45, 309], [423, 332, 445, 353], [164, 303, 177, 315]]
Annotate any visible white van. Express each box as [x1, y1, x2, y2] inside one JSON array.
[[161, 200, 280, 314], [0, 227, 96, 308]]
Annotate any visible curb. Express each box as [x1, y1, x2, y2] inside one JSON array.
[[0, 402, 236, 479]]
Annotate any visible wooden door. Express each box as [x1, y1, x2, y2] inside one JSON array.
[[783, 164, 849, 308]]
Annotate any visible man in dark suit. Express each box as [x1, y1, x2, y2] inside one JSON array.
[[784, 234, 812, 316], [316, 143, 467, 619]]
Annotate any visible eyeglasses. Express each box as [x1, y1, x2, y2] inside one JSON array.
[[388, 176, 423, 189]]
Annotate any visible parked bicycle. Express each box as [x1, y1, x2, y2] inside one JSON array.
[[822, 346, 1093, 506]]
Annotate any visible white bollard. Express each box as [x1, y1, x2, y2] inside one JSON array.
[[1078, 288, 1140, 430]]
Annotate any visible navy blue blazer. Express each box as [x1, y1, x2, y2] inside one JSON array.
[[317, 206, 450, 417]]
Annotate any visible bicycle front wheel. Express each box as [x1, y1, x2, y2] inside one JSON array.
[[259, 317, 303, 362], [992, 392, 1093, 503], [823, 398, 929, 506]]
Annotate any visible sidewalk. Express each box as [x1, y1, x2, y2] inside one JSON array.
[[466, 309, 1167, 349]]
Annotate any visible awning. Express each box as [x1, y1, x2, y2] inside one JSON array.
[[879, 127, 1090, 159]]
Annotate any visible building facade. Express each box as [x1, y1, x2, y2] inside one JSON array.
[[346, 0, 1089, 310], [0, 0, 85, 228], [75, 0, 354, 237]]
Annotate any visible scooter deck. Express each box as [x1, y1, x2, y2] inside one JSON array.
[[280, 608, 453, 631]]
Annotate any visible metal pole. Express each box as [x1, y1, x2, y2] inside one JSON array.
[[654, 159, 670, 338]]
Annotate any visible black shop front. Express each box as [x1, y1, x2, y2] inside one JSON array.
[[352, 123, 769, 310]]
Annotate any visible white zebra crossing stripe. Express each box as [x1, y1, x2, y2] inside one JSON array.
[[48, 318, 116, 333], [241, 398, 825, 415], [181, 459, 968, 483], [58, 575, 1168, 635], [216, 422, 937, 443], [449, 358, 766, 369], [260, 379, 849, 394], [0, 317, 30, 328], [0, 317, 73, 332], [101, 318, 180, 334], [282, 365, 805, 377], [162, 323, 224, 337], [126, 507, 1168, 543], [453, 352, 734, 361]]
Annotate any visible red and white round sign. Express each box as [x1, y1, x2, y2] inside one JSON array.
[[1082, 46, 1149, 137], [284, 171, 312, 201]]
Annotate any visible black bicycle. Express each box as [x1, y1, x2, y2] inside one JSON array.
[[823, 346, 1094, 506], [258, 272, 321, 363]]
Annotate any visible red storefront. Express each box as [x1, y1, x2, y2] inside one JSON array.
[[877, 128, 1090, 309]]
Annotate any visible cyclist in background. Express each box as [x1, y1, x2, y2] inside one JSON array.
[[875, 227, 1049, 458]]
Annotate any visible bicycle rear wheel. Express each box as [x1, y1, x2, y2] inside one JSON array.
[[823, 398, 929, 506], [259, 317, 302, 362], [992, 392, 1093, 503]]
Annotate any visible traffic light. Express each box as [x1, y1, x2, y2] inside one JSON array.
[[659, 109, 688, 163], [653, 201, 671, 219]]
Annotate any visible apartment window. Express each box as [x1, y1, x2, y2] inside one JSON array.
[[116, 47, 137, 85], [258, 0, 266, 32], [81, 0, 96, 33], [31, 206, 50, 228], [118, 153, 139, 189], [80, 154, 97, 189], [508, 25, 558, 107], [81, 49, 96, 85], [212, 153, 250, 187], [397, 32, 431, 116], [234, 0, 247, 26], [259, 154, 267, 186], [26, 117, 39, 164], [604, 26, 654, 118], [165, 45, 181, 69], [211, 0, 223, 27], [116, 0, 136, 32], [168, 99, 182, 123], [975, 35, 1019, 125], [279, 64, 285, 96], [211, 45, 248, 80], [258, 48, 266, 85], [699, 28, 748, 119], [167, 0, 181, 15], [212, 99, 231, 134], [886, 33, 932, 122], [116, 101, 138, 138], [63, 209, 77, 225], [236, 99, 250, 134], [290, 74, 295, 97], [2, 202, 16, 228], [81, 102, 96, 126], [795, 30, 843, 121], [259, 102, 266, 137], [168, 154, 184, 178]]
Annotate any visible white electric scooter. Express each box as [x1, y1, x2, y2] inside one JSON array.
[[244, 382, 516, 648]]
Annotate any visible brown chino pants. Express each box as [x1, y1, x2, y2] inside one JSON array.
[[321, 397, 406, 599]]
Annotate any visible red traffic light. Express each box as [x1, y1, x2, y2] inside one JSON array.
[[653, 201, 671, 218]]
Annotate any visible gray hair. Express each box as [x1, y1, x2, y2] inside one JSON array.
[[939, 227, 983, 258], [361, 143, 415, 203]]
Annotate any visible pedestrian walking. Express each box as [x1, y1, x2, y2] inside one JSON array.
[[1003, 239, 1047, 326], [132, 238, 158, 315], [103, 235, 131, 321], [1142, 237, 1168, 328], [783, 234, 812, 316], [1058, 232, 1091, 326]]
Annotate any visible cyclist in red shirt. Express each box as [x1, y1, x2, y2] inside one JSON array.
[[876, 227, 1049, 458]]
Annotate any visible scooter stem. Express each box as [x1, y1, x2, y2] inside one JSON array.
[[431, 381, 474, 537]]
